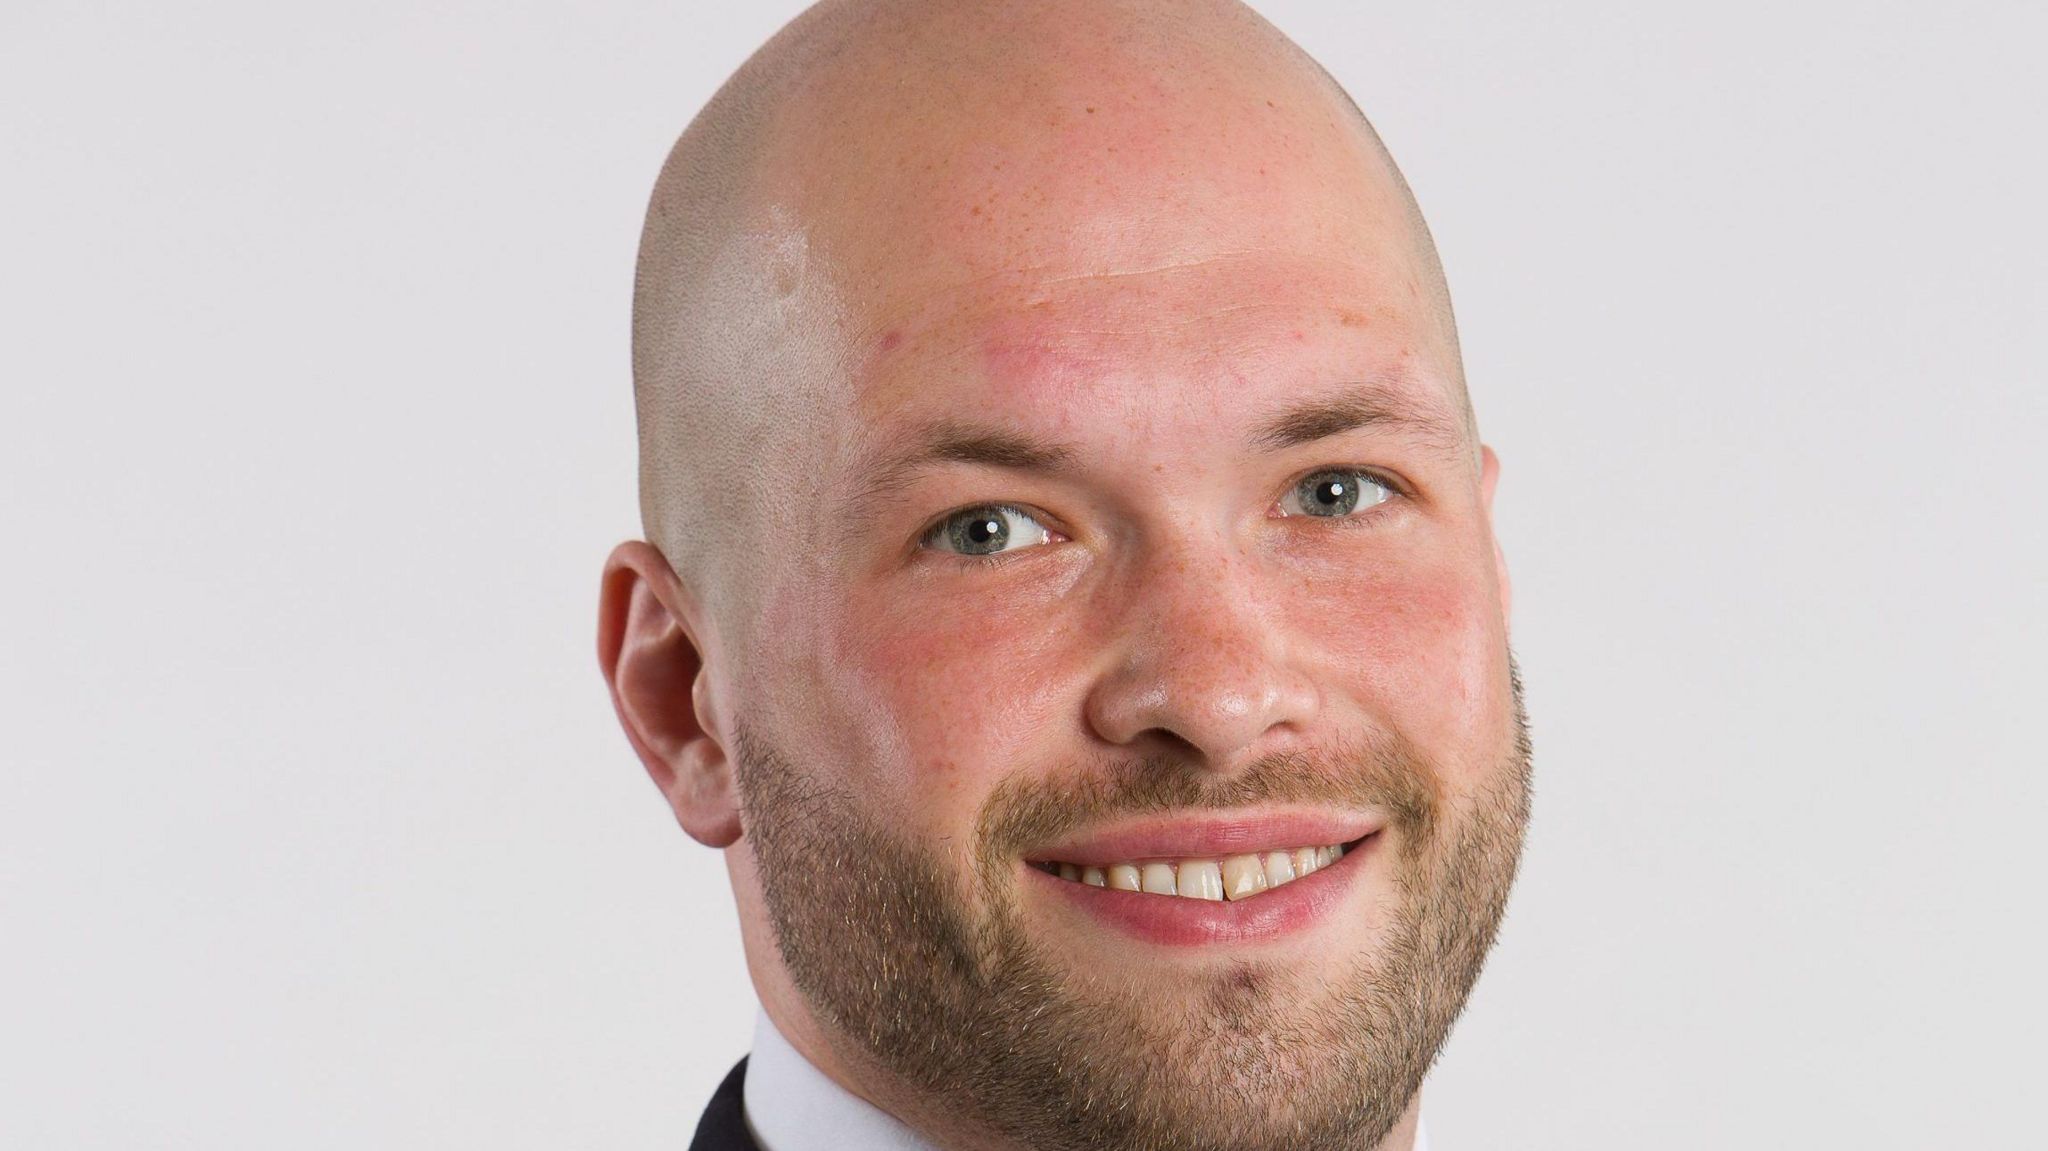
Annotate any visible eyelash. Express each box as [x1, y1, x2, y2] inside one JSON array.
[[916, 503, 1051, 567], [917, 466, 1407, 568], [1276, 466, 1407, 520]]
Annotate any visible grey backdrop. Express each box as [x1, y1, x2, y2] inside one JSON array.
[[3, 1, 2041, 1147]]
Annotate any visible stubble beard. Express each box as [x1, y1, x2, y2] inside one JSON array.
[[733, 652, 1532, 1151]]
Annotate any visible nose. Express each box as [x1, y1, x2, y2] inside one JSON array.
[[1082, 540, 1320, 772]]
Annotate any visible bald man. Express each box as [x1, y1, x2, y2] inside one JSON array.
[[597, 1, 1531, 1149]]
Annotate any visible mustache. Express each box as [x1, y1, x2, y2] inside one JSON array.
[[973, 728, 1444, 863]]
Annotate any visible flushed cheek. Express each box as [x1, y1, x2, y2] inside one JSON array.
[[1303, 562, 1510, 787], [812, 585, 1081, 840]]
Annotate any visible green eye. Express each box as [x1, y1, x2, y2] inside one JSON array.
[[921, 504, 1056, 557], [1282, 469, 1393, 518]]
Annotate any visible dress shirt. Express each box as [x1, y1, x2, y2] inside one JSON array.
[[741, 1009, 1432, 1151]]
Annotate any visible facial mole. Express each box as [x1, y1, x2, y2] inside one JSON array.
[[878, 329, 904, 354]]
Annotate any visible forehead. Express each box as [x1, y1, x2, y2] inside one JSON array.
[[838, 250, 1465, 468], [761, 33, 1466, 486], [771, 11, 1431, 332]]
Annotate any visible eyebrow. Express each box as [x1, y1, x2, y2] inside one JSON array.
[[851, 423, 1079, 511], [849, 379, 1466, 514], [1246, 378, 1468, 455]]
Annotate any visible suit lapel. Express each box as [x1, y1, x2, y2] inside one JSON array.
[[689, 1057, 760, 1151]]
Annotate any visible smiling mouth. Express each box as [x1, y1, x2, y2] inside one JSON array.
[[1028, 835, 1371, 902]]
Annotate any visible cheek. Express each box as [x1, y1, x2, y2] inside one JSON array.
[[807, 581, 1079, 840], [1300, 557, 1510, 786]]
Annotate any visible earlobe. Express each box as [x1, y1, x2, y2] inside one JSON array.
[[1479, 444, 1512, 629], [597, 541, 743, 848]]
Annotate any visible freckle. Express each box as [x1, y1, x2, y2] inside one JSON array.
[[1338, 309, 1366, 328], [1086, 106, 1096, 114], [970, 204, 981, 216]]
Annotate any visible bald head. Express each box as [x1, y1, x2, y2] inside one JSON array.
[[633, 0, 1471, 631], [614, 13, 1521, 1145]]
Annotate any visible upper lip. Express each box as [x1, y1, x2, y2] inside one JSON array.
[[1025, 809, 1386, 866]]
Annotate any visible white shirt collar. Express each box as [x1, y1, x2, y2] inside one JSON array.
[[742, 1008, 1431, 1151], [743, 1009, 940, 1151]]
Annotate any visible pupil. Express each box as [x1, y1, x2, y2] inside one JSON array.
[[1304, 472, 1360, 516], [954, 510, 1009, 553]]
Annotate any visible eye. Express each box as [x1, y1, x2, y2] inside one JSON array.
[[919, 503, 1059, 559], [1277, 468, 1396, 519]]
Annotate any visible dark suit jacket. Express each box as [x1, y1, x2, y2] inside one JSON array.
[[690, 1057, 762, 1151]]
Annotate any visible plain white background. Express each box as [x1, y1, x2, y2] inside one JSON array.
[[3, 1, 2042, 1147]]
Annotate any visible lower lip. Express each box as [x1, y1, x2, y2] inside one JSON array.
[[1024, 832, 1382, 947]]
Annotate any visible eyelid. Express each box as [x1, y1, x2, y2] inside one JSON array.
[[914, 464, 1406, 566], [1274, 464, 1407, 517], [916, 502, 1065, 563]]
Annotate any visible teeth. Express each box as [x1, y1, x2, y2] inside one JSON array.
[[1261, 850, 1296, 888], [1042, 842, 1353, 902], [1221, 854, 1267, 899], [1140, 862, 1177, 895], [1179, 860, 1224, 901]]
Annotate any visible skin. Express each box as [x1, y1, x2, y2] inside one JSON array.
[[600, 2, 1529, 1148]]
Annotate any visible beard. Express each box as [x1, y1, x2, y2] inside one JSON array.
[[731, 650, 1531, 1151]]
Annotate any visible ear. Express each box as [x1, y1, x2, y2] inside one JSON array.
[[1479, 443, 1512, 630], [597, 540, 742, 848]]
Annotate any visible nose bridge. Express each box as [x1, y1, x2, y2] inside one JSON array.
[[1084, 520, 1319, 768]]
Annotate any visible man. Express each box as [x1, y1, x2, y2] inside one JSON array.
[[598, 0, 1532, 1148]]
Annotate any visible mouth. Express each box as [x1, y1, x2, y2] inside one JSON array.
[[1021, 812, 1385, 946], [1028, 839, 1362, 901]]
